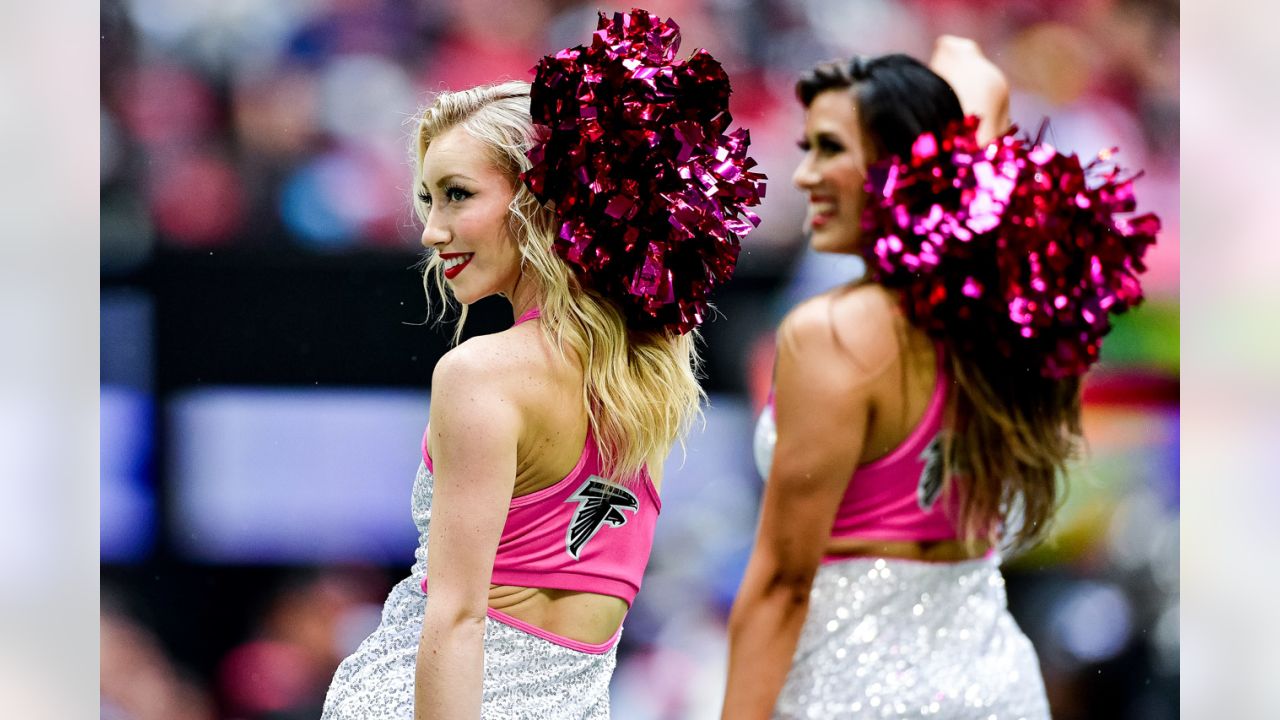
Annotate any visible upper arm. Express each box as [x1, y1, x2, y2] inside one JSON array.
[[753, 298, 877, 583], [425, 342, 522, 618]]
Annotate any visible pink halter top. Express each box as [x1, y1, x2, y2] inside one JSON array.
[[420, 306, 661, 652], [825, 348, 963, 552], [757, 347, 964, 563]]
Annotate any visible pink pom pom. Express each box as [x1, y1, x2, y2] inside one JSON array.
[[521, 9, 765, 335], [862, 117, 1159, 378]]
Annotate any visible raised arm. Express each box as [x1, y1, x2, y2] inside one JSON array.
[[721, 297, 876, 719], [415, 343, 521, 720], [929, 35, 1011, 143]]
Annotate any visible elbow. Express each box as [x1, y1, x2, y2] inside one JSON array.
[[760, 546, 822, 602], [728, 565, 817, 632], [422, 597, 489, 635], [763, 567, 817, 606]]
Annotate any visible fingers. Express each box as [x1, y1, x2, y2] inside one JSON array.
[[933, 35, 980, 55]]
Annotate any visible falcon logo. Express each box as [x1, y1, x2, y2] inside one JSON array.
[[564, 476, 639, 560], [917, 434, 945, 511]]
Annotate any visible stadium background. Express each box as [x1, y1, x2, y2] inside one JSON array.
[[99, 1, 1179, 717]]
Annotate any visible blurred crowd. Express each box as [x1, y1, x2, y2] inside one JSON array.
[[100, 0, 1180, 718], [101, 0, 1178, 292]]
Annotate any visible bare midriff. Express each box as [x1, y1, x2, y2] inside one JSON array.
[[487, 585, 628, 645], [824, 536, 991, 563]]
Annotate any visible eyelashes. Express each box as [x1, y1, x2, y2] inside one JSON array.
[[796, 137, 845, 154], [416, 185, 473, 206], [444, 186, 472, 202]]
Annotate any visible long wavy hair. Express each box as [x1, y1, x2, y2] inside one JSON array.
[[413, 81, 705, 483], [797, 55, 1082, 552]]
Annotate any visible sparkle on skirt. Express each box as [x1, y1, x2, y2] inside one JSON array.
[[321, 463, 616, 719], [773, 554, 1050, 720]]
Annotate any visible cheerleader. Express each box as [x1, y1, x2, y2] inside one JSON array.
[[722, 38, 1156, 719], [322, 10, 762, 719]]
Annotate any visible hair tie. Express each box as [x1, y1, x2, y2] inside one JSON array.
[[847, 55, 870, 81], [520, 9, 766, 335]]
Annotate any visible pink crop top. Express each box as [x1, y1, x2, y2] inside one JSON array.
[[824, 348, 964, 555], [757, 346, 965, 563], [420, 431, 661, 605], [418, 308, 662, 652]]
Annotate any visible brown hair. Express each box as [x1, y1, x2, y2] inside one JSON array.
[[799, 55, 1082, 552]]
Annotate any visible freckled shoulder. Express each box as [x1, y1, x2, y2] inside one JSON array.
[[430, 324, 555, 411]]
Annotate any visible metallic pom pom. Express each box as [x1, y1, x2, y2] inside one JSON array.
[[521, 9, 766, 335], [862, 117, 1159, 378]]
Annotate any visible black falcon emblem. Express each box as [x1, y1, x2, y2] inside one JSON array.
[[917, 434, 945, 511], [564, 476, 639, 559]]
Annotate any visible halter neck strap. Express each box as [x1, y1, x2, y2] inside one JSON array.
[[514, 307, 542, 325]]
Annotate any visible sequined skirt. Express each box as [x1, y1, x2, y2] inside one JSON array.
[[322, 576, 616, 720], [774, 555, 1049, 719]]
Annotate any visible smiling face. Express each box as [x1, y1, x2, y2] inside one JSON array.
[[792, 89, 873, 254], [418, 126, 522, 305]]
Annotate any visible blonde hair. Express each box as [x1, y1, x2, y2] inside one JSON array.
[[414, 81, 705, 482]]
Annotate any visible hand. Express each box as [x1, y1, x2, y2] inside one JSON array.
[[928, 35, 1011, 143]]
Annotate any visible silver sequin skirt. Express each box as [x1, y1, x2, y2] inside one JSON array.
[[774, 555, 1050, 719], [322, 576, 616, 719]]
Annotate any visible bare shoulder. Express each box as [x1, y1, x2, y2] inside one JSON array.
[[428, 330, 541, 462], [779, 284, 901, 381], [431, 326, 548, 405]]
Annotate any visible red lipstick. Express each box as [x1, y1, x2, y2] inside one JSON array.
[[440, 253, 473, 280]]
